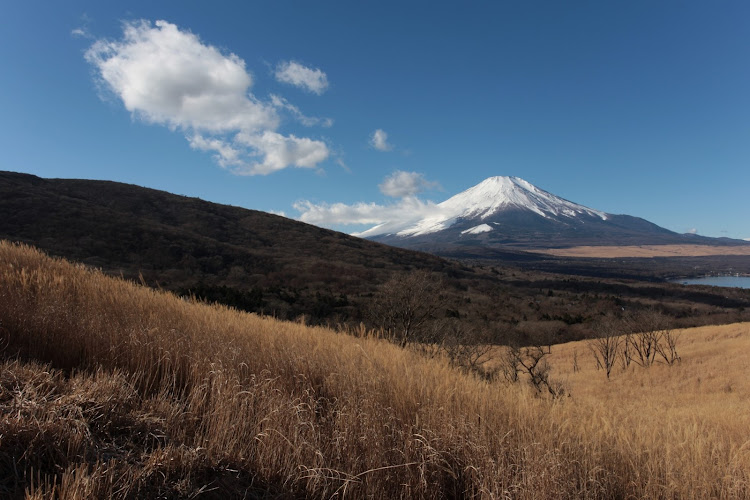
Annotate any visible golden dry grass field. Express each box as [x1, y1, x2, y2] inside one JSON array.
[[542, 322, 750, 498], [1, 240, 748, 499], [530, 244, 750, 258]]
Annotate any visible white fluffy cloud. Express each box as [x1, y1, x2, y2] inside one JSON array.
[[188, 135, 244, 168], [294, 171, 442, 233], [85, 20, 329, 175], [294, 197, 436, 228], [370, 129, 392, 151], [379, 170, 439, 198], [86, 20, 274, 132], [236, 131, 330, 175], [274, 61, 329, 94]]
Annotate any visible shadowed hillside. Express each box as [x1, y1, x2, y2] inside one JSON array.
[[0, 170, 464, 321], [0, 170, 453, 284]]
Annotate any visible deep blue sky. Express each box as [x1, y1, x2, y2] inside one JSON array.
[[1, 1, 748, 239]]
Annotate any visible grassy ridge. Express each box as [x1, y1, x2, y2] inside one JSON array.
[[1, 241, 748, 498]]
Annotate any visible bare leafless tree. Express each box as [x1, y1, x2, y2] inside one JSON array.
[[622, 309, 679, 367], [501, 344, 566, 398], [500, 345, 521, 383], [592, 309, 681, 378], [626, 329, 660, 367], [368, 270, 444, 347], [655, 325, 681, 365], [588, 315, 622, 379], [518, 345, 552, 393], [435, 320, 495, 374], [640, 310, 680, 365]]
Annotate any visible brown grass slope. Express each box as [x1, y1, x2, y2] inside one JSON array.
[[1, 241, 749, 498]]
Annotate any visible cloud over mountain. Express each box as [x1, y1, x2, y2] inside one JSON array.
[[294, 197, 438, 229], [294, 171, 440, 229], [85, 20, 329, 175], [379, 171, 439, 198]]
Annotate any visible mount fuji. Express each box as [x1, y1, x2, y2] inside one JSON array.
[[361, 176, 735, 253]]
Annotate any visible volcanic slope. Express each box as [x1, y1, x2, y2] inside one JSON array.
[[363, 176, 747, 254]]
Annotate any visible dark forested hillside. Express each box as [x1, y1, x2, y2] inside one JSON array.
[[0, 170, 455, 293], [2, 170, 749, 339]]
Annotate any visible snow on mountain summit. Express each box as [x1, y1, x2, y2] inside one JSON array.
[[359, 176, 608, 238], [440, 176, 607, 221]]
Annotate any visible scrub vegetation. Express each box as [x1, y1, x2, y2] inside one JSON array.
[[1, 241, 749, 498]]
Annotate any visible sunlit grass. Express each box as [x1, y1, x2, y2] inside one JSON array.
[[1, 240, 748, 498]]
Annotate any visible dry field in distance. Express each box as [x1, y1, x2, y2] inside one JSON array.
[[531, 244, 750, 258], [1, 240, 749, 498]]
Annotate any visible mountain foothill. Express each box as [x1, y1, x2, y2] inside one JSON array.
[[1, 170, 749, 344]]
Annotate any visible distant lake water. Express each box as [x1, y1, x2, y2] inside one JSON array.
[[673, 276, 750, 289]]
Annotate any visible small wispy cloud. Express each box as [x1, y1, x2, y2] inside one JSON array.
[[687, 228, 698, 234], [85, 20, 329, 175], [270, 94, 333, 128], [71, 28, 91, 38], [274, 61, 329, 95], [71, 13, 93, 39], [332, 150, 351, 173], [369, 129, 393, 151]]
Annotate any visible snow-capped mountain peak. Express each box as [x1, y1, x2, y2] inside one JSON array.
[[359, 176, 608, 238], [440, 176, 607, 221]]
